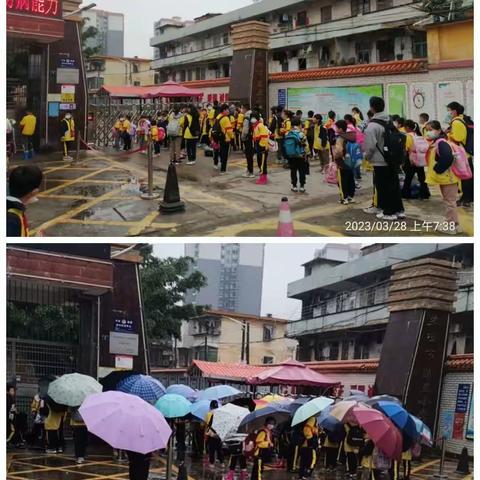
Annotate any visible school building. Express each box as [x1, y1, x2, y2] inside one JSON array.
[[149, 0, 473, 120]]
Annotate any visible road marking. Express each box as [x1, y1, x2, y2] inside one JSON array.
[[41, 167, 114, 195], [411, 459, 440, 473], [128, 211, 170, 236]]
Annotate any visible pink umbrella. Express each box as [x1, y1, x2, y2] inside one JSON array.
[[247, 359, 339, 387], [79, 391, 172, 454], [146, 80, 203, 99], [352, 405, 403, 460]]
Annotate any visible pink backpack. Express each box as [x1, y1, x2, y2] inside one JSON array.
[[409, 133, 429, 167], [325, 161, 338, 184], [436, 138, 472, 180]]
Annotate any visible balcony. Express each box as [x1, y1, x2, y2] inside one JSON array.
[[150, 45, 233, 70]]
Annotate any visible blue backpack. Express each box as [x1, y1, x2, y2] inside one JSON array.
[[284, 130, 304, 159], [345, 141, 363, 169]]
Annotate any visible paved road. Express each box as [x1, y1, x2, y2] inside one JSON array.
[[13, 147, 473, 237], [7, 449, 472, 480]]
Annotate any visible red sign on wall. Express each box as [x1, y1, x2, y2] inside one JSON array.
[[6, 0, 62, 18]]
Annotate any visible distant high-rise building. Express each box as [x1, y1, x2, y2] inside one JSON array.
[[185, 244, 264, 315], [82, 9, 124, 57]]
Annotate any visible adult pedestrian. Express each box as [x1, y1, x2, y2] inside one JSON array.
[[60, 112, 75, 161], [127, 450, 152, 480], [167, 107, 184, 164], [19, 109, 36, 159], [71, 408, 88, 464]]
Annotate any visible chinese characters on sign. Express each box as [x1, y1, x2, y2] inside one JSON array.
[[453, 383, 471, 440], [6, 0, 61, 17]]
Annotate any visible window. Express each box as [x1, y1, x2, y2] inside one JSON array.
[[376, 0, 393, 11], [187, 70, 193, 81], [341, 340, 349, 360], [377, 38, 395, 62], [298, 57, 307, 70], [278, 13, 293, 28], [133, 81, 140, 86], [329, 342, 339, 360], [297, 11, 307, 27], [263, 356, 274, 364], [195, 67, 206, 80], [263, 325, 275, 342], [321, 6, 332, 23], [412, 32, 427, 58], [212, 35, 221, 48], [222, 32, 229, 45], [281, 59, 289, 72], [132, 63, 139, 74], [179, 70, 186, 82], [222, 63, 230, 78], [351, 0, 370, 16], [356, 42, 371, 64]]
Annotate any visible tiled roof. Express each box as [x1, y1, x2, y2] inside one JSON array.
[[269, 59, 428, 83], [181, 78, 230, 88], [306, 359, 380, 373], [190, 360, 270, 381], [445, 354, 473, 372]]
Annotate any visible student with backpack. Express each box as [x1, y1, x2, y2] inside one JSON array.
[[180, 105, 201, 165], [205, 400, 224, 468], [167, 107, 184, 164], [298, 417, 319, 480], [363, 96, 405, 220], [7, 165, 43, 237], [344, 423, 364, 479], [424, 121, 464, 234], [284, 118, 309, 193], [446, 101, 473, 207], [251, 417, 276, 480], [280, 110, 293, 167], [402, 120, 431, 199], [251, 112, 270, 185], [333, 120, 360, 204], [323, 430, 340, 472], [269, 106, 284, 163], [211, 103, 235, 174], [313, 114, 330, 172]]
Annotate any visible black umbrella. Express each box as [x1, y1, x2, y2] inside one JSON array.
[[231, 396, 256, 412], [38, 375, 57, 399], [45, 395, 68, 413], [99, 370, 141, 391]]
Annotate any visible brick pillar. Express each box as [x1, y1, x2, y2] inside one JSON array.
[[374, 258, 459, 436], [229, 21, 270, 113]]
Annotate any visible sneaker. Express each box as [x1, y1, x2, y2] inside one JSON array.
[[186, 161, 196, 165], [76, 457, 85, 464], [299, 187, 306, 193], [347, 197, 356, 204], [291, 186, 298, 192], [246, 173, 255, 178], [57, 448, 63, 453], [355, 182, 361, 189], [213, 164, 219, 170], [46, 449, 57, 454], [396, 211, 406, 219], [220, 171, 227, 175], [340, 199, 349, 205], [363, 206, 382, 214], [376, 212, 398, 220]]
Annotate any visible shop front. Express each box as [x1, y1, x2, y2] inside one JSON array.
[[7, 0, 87, 151]]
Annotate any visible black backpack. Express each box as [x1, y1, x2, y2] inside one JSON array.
[[327, 127, 337, 146], [453, 116, 474, 156], [370, 119, 406, 168], [290, 426, 305, 446], [185, 115, 201, 138], [211, 117, 225, 143], [319, 126, 328, 148], [346, 426, 365, 448]]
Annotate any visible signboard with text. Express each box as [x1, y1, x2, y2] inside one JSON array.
[[109, 331, 139, 356], [453, 383, 471, 440], [6, 0, 62, 18]]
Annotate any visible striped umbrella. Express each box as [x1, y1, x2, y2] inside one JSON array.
[[117, 375, 166, 404]]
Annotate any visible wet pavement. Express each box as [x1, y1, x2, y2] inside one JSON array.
[[7, 446, 473, 480], [10, 147, 473, 237]]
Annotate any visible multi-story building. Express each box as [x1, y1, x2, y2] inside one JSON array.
[[86, 55, 154, 92], [185, 244, 265, 316], [149, 0, 472, 119], [287, 243, 473, 362], [82, 9, 124, 57], [176, 309, 297, 366]]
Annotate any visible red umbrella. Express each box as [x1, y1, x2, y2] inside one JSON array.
[[247, 359, 339, 387], [352, 405, 402, 460], [146, 80, 203, 99]]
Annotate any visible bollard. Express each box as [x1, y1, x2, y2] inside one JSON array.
[[141, 139, 161, 200], [456, 447, 470, 474], [433, 437, 448, 479]]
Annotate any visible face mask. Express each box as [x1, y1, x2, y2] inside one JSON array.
[[445, 112, 453, 123], [393, 122, 399, 129], [426, 131, 439, 140], [251, 118, 258, 125], [66, 115, 72, 119], [267, 424, 274, 430]]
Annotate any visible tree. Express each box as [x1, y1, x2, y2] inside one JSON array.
[[139, 245, 208, 342], [81, 18, 101, 58]]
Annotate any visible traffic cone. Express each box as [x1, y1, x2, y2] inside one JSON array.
[[159, 162, 185, 214], [276, 197, 294, 237], [456, 447, 470, 474], [256, 173, 268, 185]]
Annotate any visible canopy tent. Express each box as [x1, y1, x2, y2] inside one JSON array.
[[247, 359, 340, 387], [98, 81, 203, 100]]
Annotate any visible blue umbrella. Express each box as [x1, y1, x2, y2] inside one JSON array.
[[287, 396, 313, 414], [318, 407, 345, 443], [238, 402, 291, 432], [198, 385, 241, 401], [117, 375, 166, 404], [410, 414, 433, 446], [190, 399, 219, 421], [375, 401, 418, 439], [155, 393, 192, 418], [166, 384, 198, 400], [344, 394, 369, 402], [292, 396, 334, 426]]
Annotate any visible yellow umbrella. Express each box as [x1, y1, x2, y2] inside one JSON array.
[[329, 400, 358, 421], [262, 394, 283, 403]]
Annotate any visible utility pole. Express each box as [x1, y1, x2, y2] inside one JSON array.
[[241, 321, 246, 362], [246, 323, 250, 364]]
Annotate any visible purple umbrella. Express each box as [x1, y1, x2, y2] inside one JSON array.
[[79, 391, 172, 454]]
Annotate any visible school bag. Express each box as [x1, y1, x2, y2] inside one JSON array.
[[243, 432, 258, 458], [370, 119, 406, 168], [290, 425, 306, 446], [453, 116, 474, 156], [327, 127, 337, 146], [325, 161, 338, 185], [409, 134, 429, 167], [211, 117, 226, 143], [158, 127, 166, 142], [319, 126, 328, 149], [268, 138, 278, 153], [345, 141, 363, 169], [346, 426, 364, 447], [284, 130, 304, 158], [167, 115, 180, 137], [186, 115, 201, 138], [436, 139, 472, 180]]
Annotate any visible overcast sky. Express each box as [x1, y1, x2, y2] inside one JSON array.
[[89, 0, 253, 58], [153, 244, 326, 320]]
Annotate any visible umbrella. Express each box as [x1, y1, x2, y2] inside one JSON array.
[[231, 396, 256, 412], [254, 399, 269, 410], [238, 402, 291, 432], [117, 375, 166, 403], [317, 406, 345, 442], [364, 395, 402, 407], [375, 401, 418, 439], [99, 370, 140, 392], [329, 400, 359, 421], [155, 394, 192, 419], [352, 405, 403, 460], [79, 391, 172, 454], [410, 415, 433, 446], [47, 373, 102, 407], [344, 393, 369, 402], [292, 396, 335, 426], [211, 403, 249, 441], [190, 400, 212, 421], [38, 375, 57, 399], [198, 385, 241, 401], [165, 384, 198, 401], [262, 394, 284, 403]]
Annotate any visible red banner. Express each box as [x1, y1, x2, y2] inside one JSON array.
[[452, 412, 465, 440], [6, 0, 62, 18]]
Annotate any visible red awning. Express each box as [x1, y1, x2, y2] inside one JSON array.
[[146, 80, 203, 99], [247, 359, 340, 387], [190, 360, 270, 381], [98, 85, 153, 98]]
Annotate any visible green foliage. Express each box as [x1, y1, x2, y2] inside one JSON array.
[[81, 18, 101, 58], [139, 248, 208, 341]]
